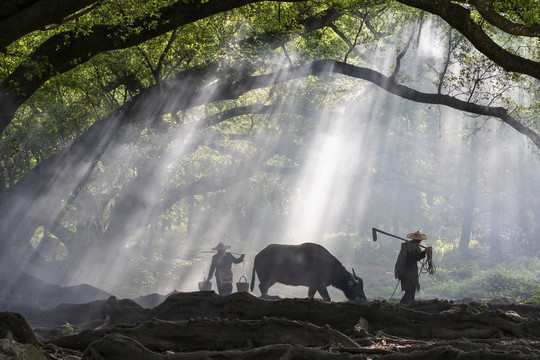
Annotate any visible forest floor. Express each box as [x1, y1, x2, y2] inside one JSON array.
[[4, 291, 540, 359]]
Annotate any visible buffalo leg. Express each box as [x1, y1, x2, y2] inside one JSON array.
[[307, 287, 317, 299], [259, 279, 277, 298], [317, 286, 331, 302]]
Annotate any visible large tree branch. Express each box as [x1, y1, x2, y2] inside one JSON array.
[[396, 0, 540, 80], [321, 60, 540, 148], [149, 59, 540, 149], [0, 0, 99, 49], [0, 0, 306, 135], [0, 0, 38, 22], [467, 0, 540, 37]]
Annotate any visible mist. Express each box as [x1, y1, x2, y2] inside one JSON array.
[[6, 17, 540, 304]]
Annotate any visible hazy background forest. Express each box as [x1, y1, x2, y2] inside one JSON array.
[[1, 0, 540, 304]]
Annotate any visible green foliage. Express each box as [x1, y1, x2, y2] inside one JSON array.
[[489, 0, 540, 26], [329, 342, 345, 352], [524, 294, 540, 305], [57, 322, 75, 336], [476, 303, 489, 313], [421, 256, 540, 301]]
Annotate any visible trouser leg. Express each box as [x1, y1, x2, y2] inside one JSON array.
[[218, 282, 233, 295], [400, 289, 415, 304]]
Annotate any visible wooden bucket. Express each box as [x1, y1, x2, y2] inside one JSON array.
[[198, 280, 212, 291], [236, 276, 249, 292]]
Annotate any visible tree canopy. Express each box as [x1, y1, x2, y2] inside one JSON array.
[[1, 0, 540, 291]]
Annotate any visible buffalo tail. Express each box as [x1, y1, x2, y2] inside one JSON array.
[[250, 261, 256, 291]]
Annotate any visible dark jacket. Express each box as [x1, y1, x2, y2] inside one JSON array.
[[394, 241, 426, 291], [208, 252, 244, 285]]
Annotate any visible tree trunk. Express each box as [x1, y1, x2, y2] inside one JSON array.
[[489, 207, 502, 259], [459, 141, 479, 252]]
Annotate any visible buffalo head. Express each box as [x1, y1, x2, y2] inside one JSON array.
[[344, 268, 367, 302]]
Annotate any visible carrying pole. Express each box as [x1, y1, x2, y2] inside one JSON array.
[[201, 251, 245, 255], [372, 228, 426, 249]]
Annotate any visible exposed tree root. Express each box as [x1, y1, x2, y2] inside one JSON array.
[[81, 333, 367, 360], [50, 317, 359, 351], [147, 292, 540, 339], [4, 291, 540, 359]]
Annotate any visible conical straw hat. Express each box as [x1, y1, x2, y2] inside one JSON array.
[[406, 231, 428, 240], [211, 241, 231, 251]]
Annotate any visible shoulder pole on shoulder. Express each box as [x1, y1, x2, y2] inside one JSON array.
[[201, 251, 245, 255]]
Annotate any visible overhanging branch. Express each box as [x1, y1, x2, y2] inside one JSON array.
[[396, 0, 540, 80], [215, 59, 540, 149], [0, 0, 307, 135], [468, 0, 540, 37], [150, 59, 539, 149]]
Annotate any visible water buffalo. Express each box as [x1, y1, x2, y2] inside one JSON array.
[[250, 243, 367, 302]]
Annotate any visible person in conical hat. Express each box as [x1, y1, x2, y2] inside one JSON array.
[[207, 242, 244, 295], [212, 242, 231, 251], [394, 231, 431, 304]]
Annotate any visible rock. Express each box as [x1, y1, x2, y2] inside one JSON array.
[[0, 312, 39, 345], [100, 296, 150, 327], [488, 296, 514, 305], [28, 295, 149, 328], [131, 291, 176, 309], [30, 299, 107, 327], [353, 317, 369, 337], [0, 271, 112, 310], [0, 339, 45, 360]]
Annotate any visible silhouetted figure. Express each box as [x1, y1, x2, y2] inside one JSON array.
[[207, 242, 245, 295], [394, 231, 432, 304]]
